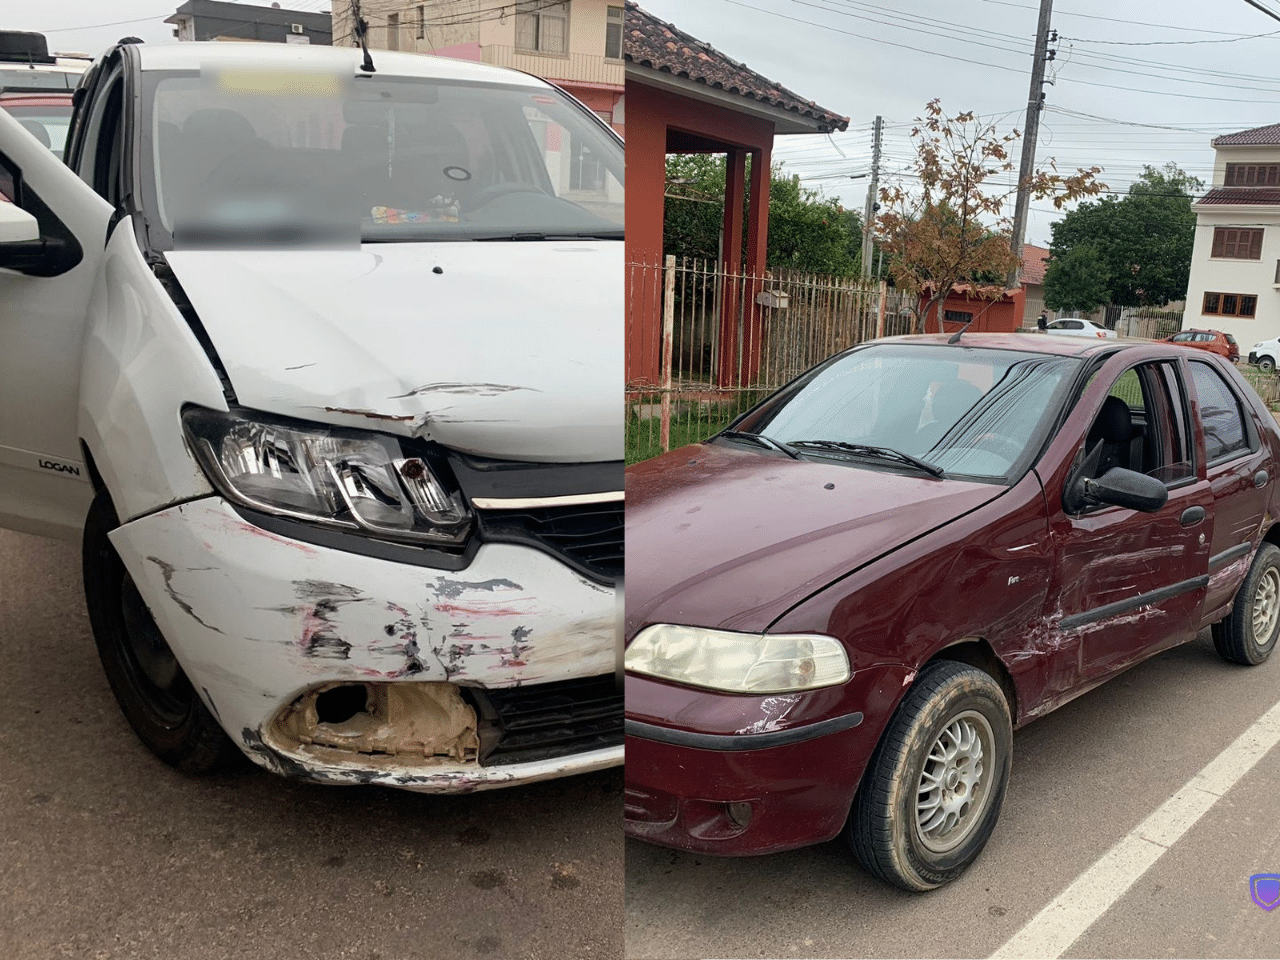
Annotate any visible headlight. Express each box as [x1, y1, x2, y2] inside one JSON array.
[[625, 624, 850, 693], [182, 407, 470, 545]]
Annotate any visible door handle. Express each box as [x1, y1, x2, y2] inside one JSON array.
[[1180, 506, 1206, 527], [1255, 470, 1269, 489]]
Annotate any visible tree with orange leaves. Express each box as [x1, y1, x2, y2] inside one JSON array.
[[876, 100, 1105, 334]]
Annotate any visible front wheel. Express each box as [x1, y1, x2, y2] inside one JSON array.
[[1259, 357, 1276, 374], [83, 493, 237, 772], [847, 660, 1012, 891], [1212, 543, 1280, 666]]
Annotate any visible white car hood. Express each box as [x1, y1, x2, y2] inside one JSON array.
[[164, 242, 621, 463]]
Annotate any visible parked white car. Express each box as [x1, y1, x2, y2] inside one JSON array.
[[1249, 337, 1280, 373], [0, 41, 624, 791], [1044, 318, 1116, 339]]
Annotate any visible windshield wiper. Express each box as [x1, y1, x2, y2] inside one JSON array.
[[719, 430, 800, 459], [790, 441, 945, 478]]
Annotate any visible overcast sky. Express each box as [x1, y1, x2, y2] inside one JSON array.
[[637, 0, 1280, 246], [0, 0, 331, 54], [9, 0, 1280, 246]]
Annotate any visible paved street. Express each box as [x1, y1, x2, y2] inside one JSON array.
[[0, 529, 622, 960], [626, 630, 1280, 959]]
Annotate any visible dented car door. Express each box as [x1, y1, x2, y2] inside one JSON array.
[[1046, 358, 1212, 687]]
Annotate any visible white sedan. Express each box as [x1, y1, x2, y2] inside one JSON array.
[[1044, 318, 1117, 339]]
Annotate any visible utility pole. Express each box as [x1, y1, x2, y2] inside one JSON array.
[[861, 115, 883, 281], [1008, 0, 1055, 287]]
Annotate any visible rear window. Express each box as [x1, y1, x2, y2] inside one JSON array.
[[1226, 334, 1238, 345]]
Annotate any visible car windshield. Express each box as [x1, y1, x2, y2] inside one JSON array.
[[144, 68, 623, 245], [728, 343, 1080, 481], [1, 103, 72, 154]]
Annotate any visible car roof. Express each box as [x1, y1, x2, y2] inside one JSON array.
[[131, 41, 549, 88], [882, 332, 1140, 358]]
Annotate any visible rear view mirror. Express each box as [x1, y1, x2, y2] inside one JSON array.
[[0, 201, 39, 243], [1079, 467, 1169, 513]]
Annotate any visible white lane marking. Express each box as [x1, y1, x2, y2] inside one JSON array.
[[991, 696, 1280, 959]]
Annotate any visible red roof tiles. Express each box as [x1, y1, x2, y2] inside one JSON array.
[[1021, 244, 1050, 286], [1199, 186, 1280, 205], [1213, 123, 1280, 146], [624, 1, 849, 132]]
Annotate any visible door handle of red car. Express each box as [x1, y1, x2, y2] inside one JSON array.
[[1180, 506, 1205, 527], [1255, 470, 1269, 489]]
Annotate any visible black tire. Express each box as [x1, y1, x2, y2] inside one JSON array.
[[83, 493, 237, 772], [847, 660, 1012, 891], [1212, 543, 1280, 666], [1259, 357, 1276, 374]]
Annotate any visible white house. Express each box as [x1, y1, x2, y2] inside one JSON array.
[[1183, 122, 1280, 344]]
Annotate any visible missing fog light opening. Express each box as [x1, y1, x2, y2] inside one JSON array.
[[314, 684, 368, 725], [727, 801, 754, 828], [271, 681, 480, 763]]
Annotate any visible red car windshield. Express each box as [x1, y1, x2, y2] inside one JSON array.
[[732, 343, 1080, 482]]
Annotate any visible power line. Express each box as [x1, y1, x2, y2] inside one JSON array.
[[1239, 0, 1280, 25]]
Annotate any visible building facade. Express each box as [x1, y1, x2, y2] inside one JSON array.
[[166, 0, 333, 44], [1183, 123, 1280, 344], [332, 1, 624, 134]]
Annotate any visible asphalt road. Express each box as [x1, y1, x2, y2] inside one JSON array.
[[626, 628, 1280, 959], [0, 528, 622, 960]]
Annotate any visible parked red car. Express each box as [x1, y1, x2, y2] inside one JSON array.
[[625, 333, 1280, 890], [1162, 328, 1239, 362]]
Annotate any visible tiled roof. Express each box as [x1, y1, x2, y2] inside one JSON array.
[[1021, 244, 1050, 287], [1199, 186, 1280, 205], [1213, 123, 1280, 146], [624, 1, 849, 132]]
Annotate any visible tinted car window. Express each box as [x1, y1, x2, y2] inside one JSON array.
[[733, 344, 1079, 481], [1190, 361, 1249, 461]]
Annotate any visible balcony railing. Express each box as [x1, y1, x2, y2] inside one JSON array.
[[479, 45, 622, 87]]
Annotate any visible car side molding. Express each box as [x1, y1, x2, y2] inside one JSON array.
[[1059, 576, 1210, 631]]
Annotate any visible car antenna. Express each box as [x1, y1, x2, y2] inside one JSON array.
[[947, 294, 1004, 344], [351, 0, 376, 73]]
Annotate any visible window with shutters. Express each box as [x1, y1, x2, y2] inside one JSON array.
[[1211, 227, 1263, 259], [1225, 164, 1280, 186]]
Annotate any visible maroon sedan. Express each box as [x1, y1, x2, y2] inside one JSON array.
[[625, 333, 1280, 890]]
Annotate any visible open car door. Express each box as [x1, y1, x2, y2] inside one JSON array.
[[0, 104, 114, 538]]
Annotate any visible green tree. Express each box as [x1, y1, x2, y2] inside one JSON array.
[[1043, 244, 1111, 313], [1044, 163, 1202, 313], [661, 155, 864, 276], [876, 100, 1105, 333]]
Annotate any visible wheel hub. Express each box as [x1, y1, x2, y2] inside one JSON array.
[[1252, 567, 1280, 645], [121, 574, 180, 692], [915, 711, 995, 854]]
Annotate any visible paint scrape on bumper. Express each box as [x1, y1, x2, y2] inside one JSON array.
[[108, 496, 621, 790]]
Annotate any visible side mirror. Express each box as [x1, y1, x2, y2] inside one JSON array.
[[0, 201, 71, 274], [1071, 467, 1169, 514], [0, 201, 39, 243]]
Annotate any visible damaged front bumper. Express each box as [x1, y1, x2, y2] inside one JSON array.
[[109, 497, 622, 791]]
